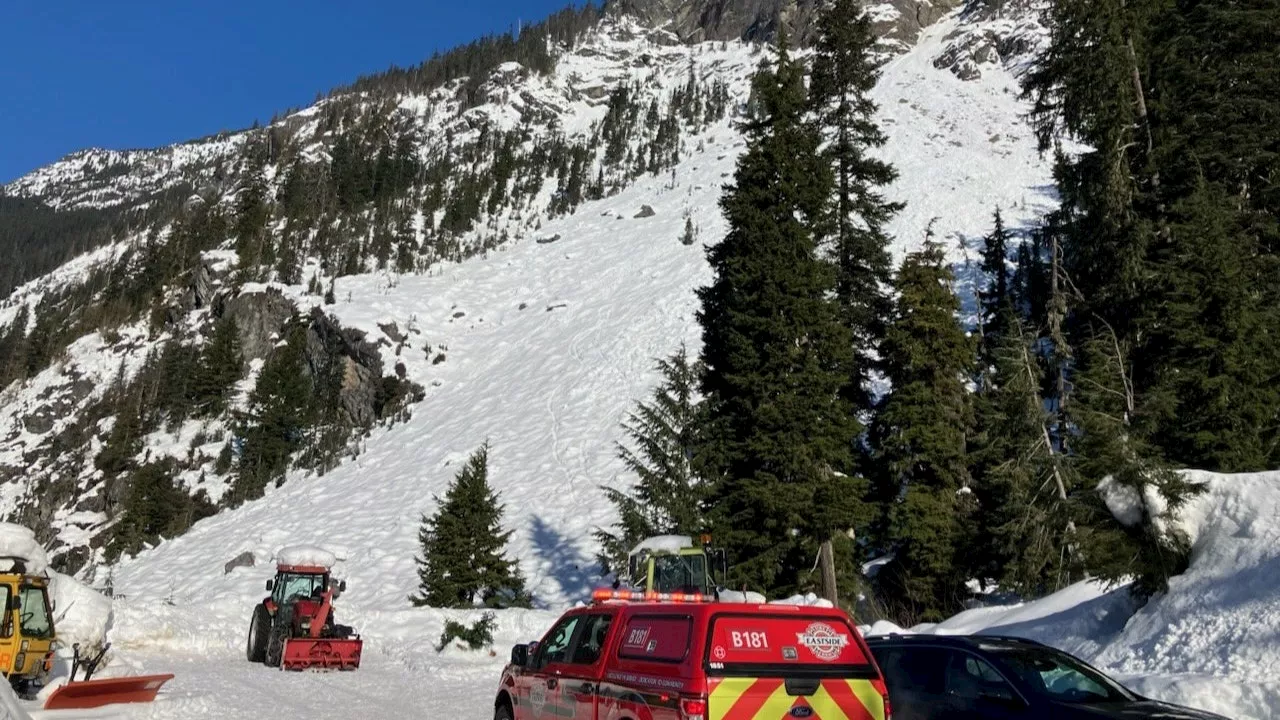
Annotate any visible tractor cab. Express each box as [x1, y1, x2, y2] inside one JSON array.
[[625, 534, 728, 596], [266, 566, 342, 608]]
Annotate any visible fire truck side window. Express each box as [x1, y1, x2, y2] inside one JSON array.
[[535, 616, 582, 668], [571, 614, 613, 665]]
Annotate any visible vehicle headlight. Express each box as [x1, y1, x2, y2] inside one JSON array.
[[13, 653, 25, 670], [20, 640, 28, 651]]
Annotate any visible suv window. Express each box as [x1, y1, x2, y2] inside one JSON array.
[[989, 646, 1129, 703], [944, 651, 1016, 701], [535, 615, 582, 668], [873, 646, 948, 695], [570, 614, 613, 665]]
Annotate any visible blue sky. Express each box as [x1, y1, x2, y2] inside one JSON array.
[[0, 1, 583, 183]]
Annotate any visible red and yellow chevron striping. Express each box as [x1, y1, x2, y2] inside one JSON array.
[[708, 678, 886, 720]]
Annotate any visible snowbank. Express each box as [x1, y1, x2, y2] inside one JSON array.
[[629, 535, 692, 556], [49, 570, 113, 649], [717, 589, 768, 604], [770, 593, 835, 608], [0, 523, 48, 575], [867, 471, 1280, 720], [0, 680, 32, 720], [274, 544, 337, 569]]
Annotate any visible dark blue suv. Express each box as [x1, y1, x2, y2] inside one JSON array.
[[865, 634, 1230, 720]]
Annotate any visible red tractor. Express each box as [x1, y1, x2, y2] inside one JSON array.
[[245, 558, 362, 671]]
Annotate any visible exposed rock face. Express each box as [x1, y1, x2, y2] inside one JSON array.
[[604, 0, 965, 51], [304, 308, 385, 428], [930, 0, 1045, 79], [224, 288, 296, 363]]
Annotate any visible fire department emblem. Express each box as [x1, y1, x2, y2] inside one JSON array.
[[712, 645, 727, 661], [530, 683, 547, 715], [795, 622, 849, 662]]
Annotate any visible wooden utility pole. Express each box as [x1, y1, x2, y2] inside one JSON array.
[[819, 539, 838, 604]]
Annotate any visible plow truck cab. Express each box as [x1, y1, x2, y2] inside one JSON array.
[[624, 534, 728, 596], [246, 545, 362, 671], [0, 560, 55, 697]]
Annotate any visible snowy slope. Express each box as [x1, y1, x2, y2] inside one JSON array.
[[109, 12, 1055, 610], [866, 471, 1280, 720]]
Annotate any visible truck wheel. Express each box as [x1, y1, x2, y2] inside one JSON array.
[[246, 605, 270, 663], [494, 702, 514, 720]]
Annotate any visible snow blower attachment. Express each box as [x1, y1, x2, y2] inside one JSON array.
[[41, 643, 175, 711], [247, 546, 362, 671]]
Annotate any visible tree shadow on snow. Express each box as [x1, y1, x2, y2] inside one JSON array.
[[529, 515, 601, 608]]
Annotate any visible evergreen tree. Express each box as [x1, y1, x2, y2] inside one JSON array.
[[230, 320, 312, 505], [192, 314, 243, 417], [1069, 327, 1201, 599], [969, 310, 1078, 595], [595, 346, 709, 575], [979, 207, 1014, 342], [697, 38, 861, 595], [808, 0, 903, 418], [0, 306, 29, 387], [234, 145, 273, 272], [870, 240, 975, 623], [410, 443, 530, 608], [107, 461, 214, 560]]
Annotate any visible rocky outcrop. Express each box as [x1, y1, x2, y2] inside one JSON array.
[[603, 0, 964, 50], [930, 0, 1045, 79], [304, 308, 386, 428], [224, 288, 296, 363]]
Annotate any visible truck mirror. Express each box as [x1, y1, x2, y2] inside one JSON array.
[[265, 579, 274, 593], [339, 580, 347, 593], [510, 643, 529, 667]]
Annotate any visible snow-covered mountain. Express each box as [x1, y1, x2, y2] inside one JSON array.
[[0, 0, 1051, 574]]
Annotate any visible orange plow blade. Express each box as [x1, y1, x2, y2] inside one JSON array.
[[42, 673, 175, 711]]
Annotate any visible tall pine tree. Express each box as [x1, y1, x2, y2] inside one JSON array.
[[871, 240, 975, 623], [808, 0, 903, 420], [595, 346, 709, 576], [697, 38, 859, 595], [410, 443, 530, 608]]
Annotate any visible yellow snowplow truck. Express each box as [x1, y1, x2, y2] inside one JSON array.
[[0, 561, 55, 696]]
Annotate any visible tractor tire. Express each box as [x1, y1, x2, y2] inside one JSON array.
[[246, 605, 270, 663], [265, 605, 293, 668]]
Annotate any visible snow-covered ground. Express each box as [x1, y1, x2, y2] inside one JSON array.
[[6, 9, 1275, 720]]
